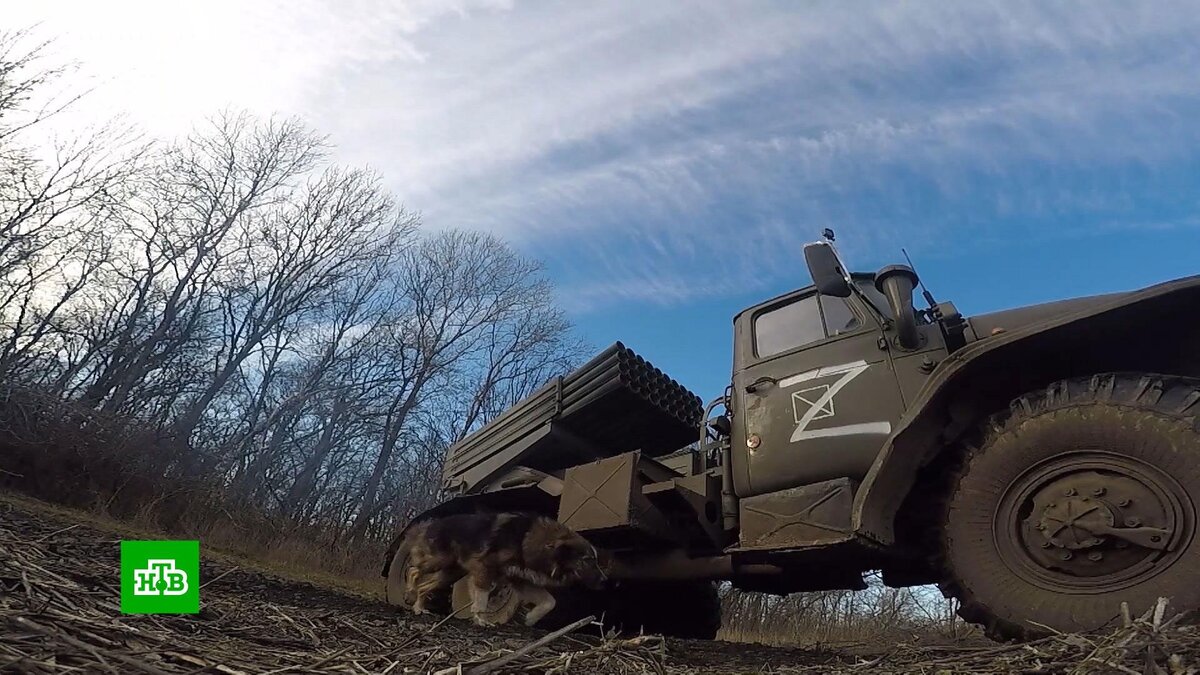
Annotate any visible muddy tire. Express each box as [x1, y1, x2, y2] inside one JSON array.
[[450, 577, 523, 625], [940, 373, 1200, 641], [384, 544, 452, 615], [604, 580, 722, 639], [383, 544, 411, 608]]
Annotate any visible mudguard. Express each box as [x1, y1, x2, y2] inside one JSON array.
[[852, 274, 1200, 545], [380, 469, 562, 578]]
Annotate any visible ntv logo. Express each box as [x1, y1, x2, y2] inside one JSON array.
[[121, 540, 200, 614], [133, 559, 189, 596]]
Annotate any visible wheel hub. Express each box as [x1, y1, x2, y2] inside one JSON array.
[[1038, 495, 1113, 550], [450, 578, 522, 624], [997, 452, 1193, 592]]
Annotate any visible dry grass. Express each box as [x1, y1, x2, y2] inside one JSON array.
[[717, 624, 979, 651], [193, 515, 386, 601], [4, 494, 1199, 674], [0, 490, 382, 602], [718, 584, 978, 649], [0, 496, 831, 674], [0, 386, 392, 600]]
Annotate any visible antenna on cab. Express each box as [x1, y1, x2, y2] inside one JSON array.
[[902, 248, 938, 314]]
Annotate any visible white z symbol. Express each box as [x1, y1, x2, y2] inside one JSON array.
[[778, 361, 892, 442]]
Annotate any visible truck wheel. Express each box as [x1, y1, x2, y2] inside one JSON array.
[[941, 373, 1200, 640], [450, 577, 523, 625], [605, 580, 722, 639], [383, 544, 412, 608], [384, 544, 453, 615]]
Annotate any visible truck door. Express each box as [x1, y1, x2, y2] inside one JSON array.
[[730, 289, 906, 498]]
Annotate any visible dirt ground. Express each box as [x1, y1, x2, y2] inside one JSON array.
[[2, 494, 1197, 674]]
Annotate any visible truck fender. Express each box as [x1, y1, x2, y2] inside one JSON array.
[[852, 274, 1200, 545], [380, 468, 563, 578]]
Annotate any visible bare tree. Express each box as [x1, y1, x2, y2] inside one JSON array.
[[0, 30, 145, 385], [346, 230, 567, 542], [74, 112, 325, 416], [0, 25, 583, 557], [231, 249, 401, 509], [172, 164, 411, 443]]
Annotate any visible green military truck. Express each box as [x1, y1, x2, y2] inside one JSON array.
[[386, 233, 1200, 641]]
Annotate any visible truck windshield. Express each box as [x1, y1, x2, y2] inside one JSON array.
[[755, 295, 824, 357], [754, 294, 861, 358]]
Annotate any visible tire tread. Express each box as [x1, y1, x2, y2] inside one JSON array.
[[938, 372, 1200, 641]]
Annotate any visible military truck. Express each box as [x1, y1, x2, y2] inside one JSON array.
[[385, 233, 1200, 641]]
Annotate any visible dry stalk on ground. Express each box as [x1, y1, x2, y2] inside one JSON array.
[[1, 496, 1197, 674]]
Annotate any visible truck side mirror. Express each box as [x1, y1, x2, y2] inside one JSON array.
[[803, 242, 852, 298], [875, 265, 921, 350]]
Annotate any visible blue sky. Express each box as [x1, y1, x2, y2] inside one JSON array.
[[14, 0, 1200, 400]]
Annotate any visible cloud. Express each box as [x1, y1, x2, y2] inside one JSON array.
[[555, 275, 756, 315], [6, 0, 514, 137], [11, 1, 1200, 312]]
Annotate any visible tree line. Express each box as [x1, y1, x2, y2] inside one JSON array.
[[0, 30, 584, 544]]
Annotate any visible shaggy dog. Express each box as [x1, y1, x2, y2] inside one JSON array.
[[382, 512, 606, 626]]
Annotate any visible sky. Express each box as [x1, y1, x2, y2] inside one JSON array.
[[8, 1, 1200, 401]]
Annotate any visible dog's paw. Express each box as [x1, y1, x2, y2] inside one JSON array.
[[411, 605, 429, 616], [472, 615, 496, 627]]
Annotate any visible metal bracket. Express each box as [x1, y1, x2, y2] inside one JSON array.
[[553, 375, 564, 416]]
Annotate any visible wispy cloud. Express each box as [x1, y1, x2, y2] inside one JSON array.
[[12, 1, 1200, 312]]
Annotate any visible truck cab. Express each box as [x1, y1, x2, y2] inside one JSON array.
[[729, 247, 959, 500]]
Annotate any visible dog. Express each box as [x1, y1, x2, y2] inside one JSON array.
[[382, 525, 549, 623], [383, 512, 606, 626]]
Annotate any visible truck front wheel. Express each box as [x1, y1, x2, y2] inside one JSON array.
[[941, 373, 1200, 640]]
